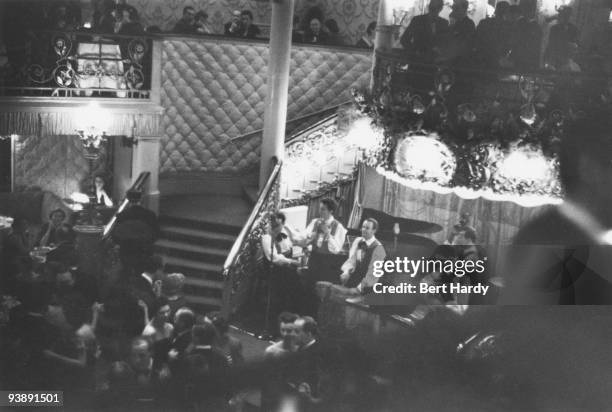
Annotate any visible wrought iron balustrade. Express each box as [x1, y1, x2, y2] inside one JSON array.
[[373, 49, 612, 118], [0, 30, 155, 99], [221, 158, 281, 318]]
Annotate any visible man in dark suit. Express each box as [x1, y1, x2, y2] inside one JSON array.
[[175, 323, 230, 408], [501, 112, 612, 304], [400, 0, 449, 62], [169, 308, 196, 358], [544, 6, 579, 69], [173, 6, 196, 34], [115, 190, 159, 241]]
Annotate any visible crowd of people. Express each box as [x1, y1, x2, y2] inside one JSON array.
[[401, 0, 586, 73]]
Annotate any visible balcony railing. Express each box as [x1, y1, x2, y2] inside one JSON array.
[[373, 49, 612, 115], [0, 30, 155, 99]]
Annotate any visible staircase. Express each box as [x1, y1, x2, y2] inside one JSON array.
[[155, 215, 241, 314]]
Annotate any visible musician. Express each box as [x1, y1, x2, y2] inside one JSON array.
[[261, 213, 302, 318], [291, 198, 347, 255], [338, 218, 386, 295]]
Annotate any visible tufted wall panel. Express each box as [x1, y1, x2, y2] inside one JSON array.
[[160, 39, 372, 174]]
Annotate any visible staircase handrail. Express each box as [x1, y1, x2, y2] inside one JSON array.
[[102, 171, 150, 239], [221, 158, 282, 316]]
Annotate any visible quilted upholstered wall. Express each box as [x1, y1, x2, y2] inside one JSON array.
[[160, 39, 372, 174], [13, 134, 111, 199]]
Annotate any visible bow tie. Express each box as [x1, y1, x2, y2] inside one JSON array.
[[358, 240, 368, 251], [275, 233, 288, 242]]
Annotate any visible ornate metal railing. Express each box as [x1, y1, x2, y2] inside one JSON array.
[[373, 49, 611, 114], [0, 30, 154, 98], [221, 158, 281, 318]]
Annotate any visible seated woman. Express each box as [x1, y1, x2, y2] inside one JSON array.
[[37, 208, 67, 247], [94, 174, 113, 207]]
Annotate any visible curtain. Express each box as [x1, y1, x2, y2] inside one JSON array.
[[350, 165, 555, 274]]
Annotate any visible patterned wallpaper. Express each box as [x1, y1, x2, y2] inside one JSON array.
[[116, 0, 379, 45]]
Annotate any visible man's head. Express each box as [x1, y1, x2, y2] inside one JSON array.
[[129, 337, 152, 373], [183, 6, 195, 23], [151, 297, 171, 323], [428, 0, 445, 15], [519, 0, 536, 19], [49, 209, 66, 228], [451, 0, 469, 19], [319, 198, 337, 220], [192, 322, 217, 346], [558, 6, 572, 24], [174, 307, 195, 333], [294, 316, 318, 347], [310, 18, 322, 35], [494, 1, 509, 19], [278, 311, 298, 345], [241, 10, 253, 27], [560, 113, 612, 223], [361, 218, 378, 240], [505, 5, 521, 22], [206, 311, 229, 336], [55, 266, 75, 289]]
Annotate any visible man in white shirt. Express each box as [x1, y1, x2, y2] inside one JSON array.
[[290, 198, 347, 255], [337, 218, 386, 296]]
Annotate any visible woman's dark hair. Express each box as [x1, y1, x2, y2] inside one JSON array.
[[366, 21, 376, 35], [49, 208, 66, 220], [325, 19, 339, 34], [320, 198, 338, 213], [195, 11, 208, 21], [151, 296, 169, 316]]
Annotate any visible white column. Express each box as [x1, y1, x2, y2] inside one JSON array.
[[132, 135, 161, 214], [375, 0, 395, 51], [259, 0, 296, 189]]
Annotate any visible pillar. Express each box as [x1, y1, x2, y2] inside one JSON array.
[[370, 0, 397, 91], [259, 0, 296, 189], [132, 135, 161, 214]]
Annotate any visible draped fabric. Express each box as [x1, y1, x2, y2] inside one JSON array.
[[305, 179, 357, 227], [349, 165, 555, 274], [0, 111, 161, 138]]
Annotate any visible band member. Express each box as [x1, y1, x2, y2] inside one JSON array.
[[291, 198, 347, 255], [261, 213, 302, 319], [338, 218, 386, 295]]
